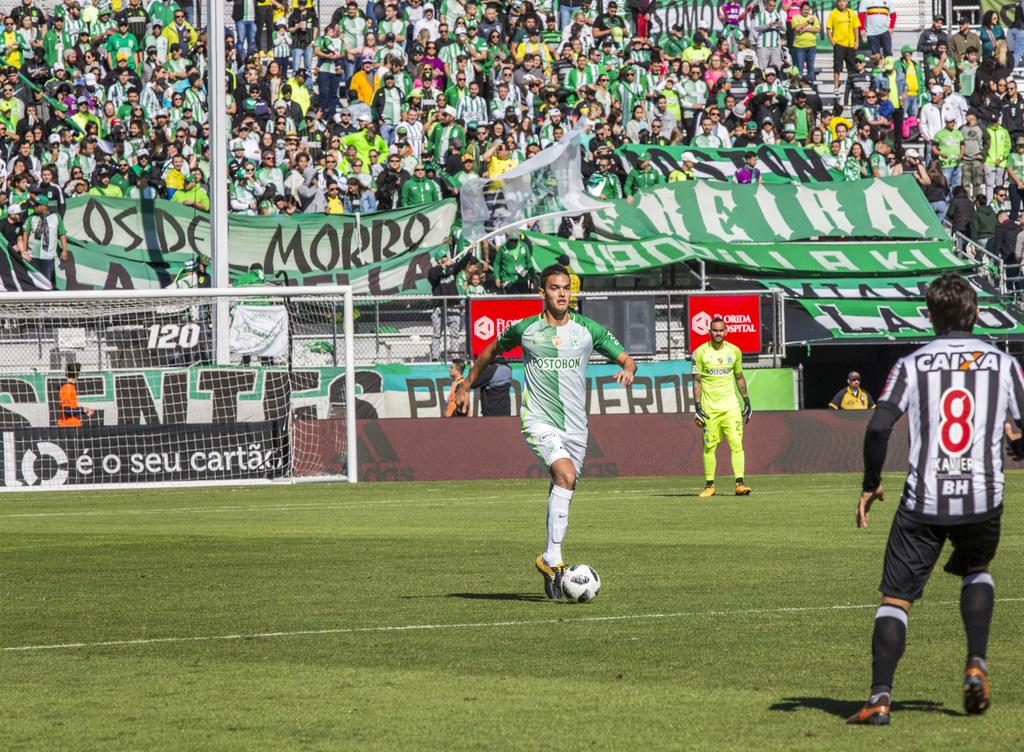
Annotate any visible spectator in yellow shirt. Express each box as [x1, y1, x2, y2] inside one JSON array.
[[163, 153, 189, 197], [348, 58, 381, 106], [325, 181, 344, 214], [826, 0, 861, 91], [485, 142, 517, 178], [791, 2, 821, 84], [515, 29, 553, 71]]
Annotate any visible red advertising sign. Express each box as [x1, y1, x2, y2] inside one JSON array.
[[468, 297, 544, 357], [687, 295, 762, 352]]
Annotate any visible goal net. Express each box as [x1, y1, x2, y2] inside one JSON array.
[[0, 286, 356, 490]]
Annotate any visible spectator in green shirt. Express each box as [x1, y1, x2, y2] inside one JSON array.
[[933, 116, 965, 190], [624, 150, 664, 198], [172, 171, 211, 211]]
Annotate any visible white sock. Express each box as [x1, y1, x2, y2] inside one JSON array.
[[544, 485, 573, 567]]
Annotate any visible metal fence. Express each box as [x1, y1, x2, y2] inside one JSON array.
[[344, 290, 786, 367], [948, 228, 1009, 294]]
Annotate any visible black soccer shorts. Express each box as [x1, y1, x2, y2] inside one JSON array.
[[833, 44, 857, 74], [879, 508, 1002, 601]]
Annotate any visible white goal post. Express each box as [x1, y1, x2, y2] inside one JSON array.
[[0, 285, 357, 490]]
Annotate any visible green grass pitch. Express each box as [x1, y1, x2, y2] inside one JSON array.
[[3, 473, 1024, 751]]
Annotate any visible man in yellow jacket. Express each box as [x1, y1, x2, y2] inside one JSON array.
[[162, 12, 197, 53], [828, 371, 876, 410]]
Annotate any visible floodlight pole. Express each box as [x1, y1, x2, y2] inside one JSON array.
[[209, 0, 231, 364]]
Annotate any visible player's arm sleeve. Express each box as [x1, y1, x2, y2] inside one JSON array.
[[862, 401, 901, 491], [732, 345, 743, 375], [828, 389, 845, 409], [583, 317, 624, 360], [862, 360, 909, 491], [470, 363, 496, 389], [494, 317, 529, 354], [1005, 360, 1024, 459], [1007, 360, 1024, 429]]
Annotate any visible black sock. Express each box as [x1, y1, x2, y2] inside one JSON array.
[[870, 604, 908, 697], [961, 573, 995, 663], [735, 477, 743, 485], [705, 480, 714, 487]]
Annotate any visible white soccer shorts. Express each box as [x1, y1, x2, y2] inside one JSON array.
[[523, 423, 588, 474]]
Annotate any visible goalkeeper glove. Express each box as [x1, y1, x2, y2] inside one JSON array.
[[741, 397, 752, 422], [694, 402, 709, 422]]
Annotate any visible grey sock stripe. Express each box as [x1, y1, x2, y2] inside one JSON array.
[[962, 572, 994, 590], [876, 604, 908, 626]]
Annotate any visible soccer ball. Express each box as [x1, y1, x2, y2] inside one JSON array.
[[561, 564, 601, 603]]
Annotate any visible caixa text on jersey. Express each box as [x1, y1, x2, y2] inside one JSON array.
[[916, 352, 1000, 371]]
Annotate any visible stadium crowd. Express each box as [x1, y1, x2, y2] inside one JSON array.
[[0, 0, 1021, 284]]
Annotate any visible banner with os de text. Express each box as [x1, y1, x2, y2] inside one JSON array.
[[524, 232, 970, 277], [591, 175, 949, 244], [56, 196, 457, 293], [617, 144, 844, 184]]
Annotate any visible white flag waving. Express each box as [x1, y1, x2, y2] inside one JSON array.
[[230, 304, 289, 358], [459, 118, 606, 242]]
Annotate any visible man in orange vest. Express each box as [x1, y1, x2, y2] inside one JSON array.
[[58, 363, 94, 427]]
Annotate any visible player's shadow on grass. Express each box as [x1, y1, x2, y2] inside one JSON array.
[[769, 697, 962, 718], [447, 592, 550, 602]]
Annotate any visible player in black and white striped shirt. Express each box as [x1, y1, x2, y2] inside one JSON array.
[[847, 274, 1024, 725]]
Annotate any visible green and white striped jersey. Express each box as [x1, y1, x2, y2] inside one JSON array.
[[495, 312, 624, 432]]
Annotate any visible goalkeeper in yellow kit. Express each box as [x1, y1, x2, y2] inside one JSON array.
[[692, 317, 752, 497]]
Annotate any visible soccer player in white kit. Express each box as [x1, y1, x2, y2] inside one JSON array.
[[456, 264, 637, 599]]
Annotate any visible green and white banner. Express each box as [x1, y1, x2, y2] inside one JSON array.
[[800, 300, 1024, 340], [58, 196, 457, 293], [618, 144, 843, 184], [592, 176, 948, 243], [0, 362, 797, 427], [761, 278, 994, 300], [524, 232, 971, 277]]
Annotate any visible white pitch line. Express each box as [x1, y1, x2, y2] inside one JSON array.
[[0, 494, 527, 519], [5, 598, 1023, 654], [0, 486, 858, 520]]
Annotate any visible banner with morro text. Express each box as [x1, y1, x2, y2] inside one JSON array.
[[617, 144, 844, 184], [57, 196, 457, 293], [591, 175, 949, 244], [524, 232, 971, 277]]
